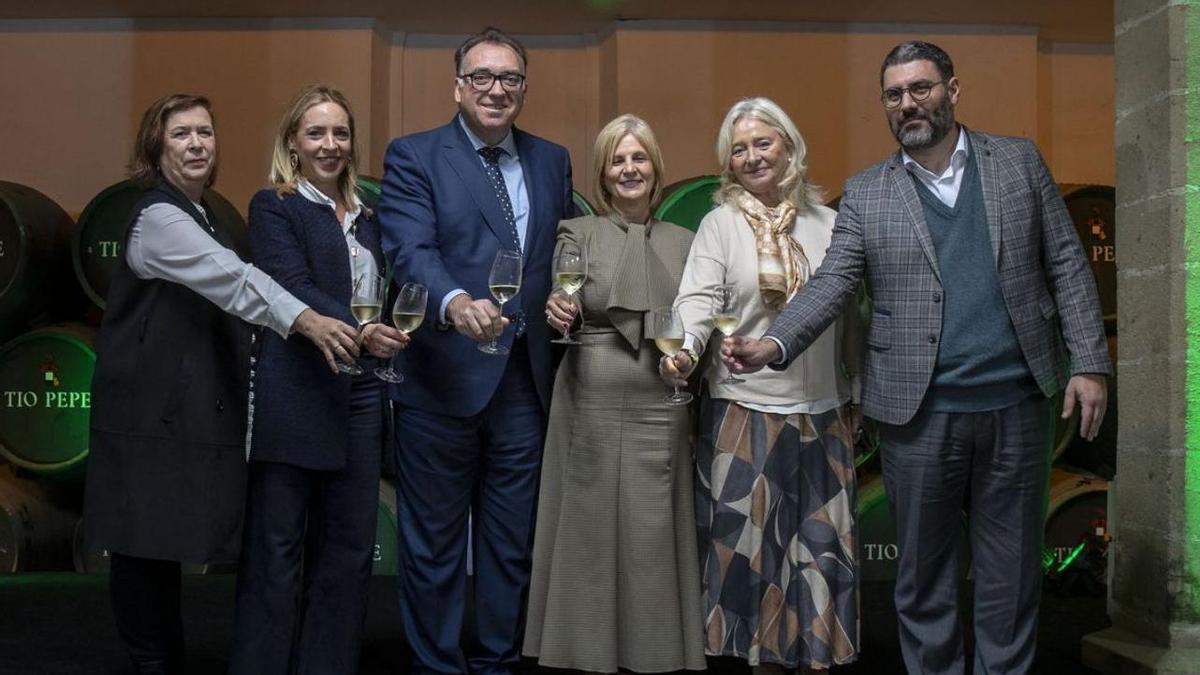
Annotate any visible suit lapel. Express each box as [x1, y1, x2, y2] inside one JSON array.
[[969, 130, 1004, 268], [441, 121, 521, 253], [888, 153, 942, 282], [514, 129, 540, 264]]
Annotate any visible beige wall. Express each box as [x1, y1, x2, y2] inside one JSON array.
[[0, 20, 1114, 217]]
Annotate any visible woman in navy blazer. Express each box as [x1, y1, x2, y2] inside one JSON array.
[[229, 85, 408, 675]]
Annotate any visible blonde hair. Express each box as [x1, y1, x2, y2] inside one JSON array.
[[590, 114, 666, 216], [713, 97, 822, 209], [268, 84, 362, 211]]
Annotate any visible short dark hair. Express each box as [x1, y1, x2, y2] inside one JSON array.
[[880, 41, 955, 87], [454, 27, 527, 76], [129, 93, 216, 188]]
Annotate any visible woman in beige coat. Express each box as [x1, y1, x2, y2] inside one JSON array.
[[523, 114, 705, 673]]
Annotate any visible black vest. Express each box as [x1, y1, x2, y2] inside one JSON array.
[[89, 181, 252, 446]]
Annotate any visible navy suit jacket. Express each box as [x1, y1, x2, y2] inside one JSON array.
[[247, 188, 384, 470], [379, 118, 576, 417]]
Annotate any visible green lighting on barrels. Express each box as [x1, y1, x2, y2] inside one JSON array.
[[0, 325, 95, 479], [74, 181, 246, 309], [572, 190, 595, 217], [373, 478, 399, 575], [654, 176, 719, 233], [357, 176, 382, 214]]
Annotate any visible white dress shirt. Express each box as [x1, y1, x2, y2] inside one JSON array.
[[901, 125, 970, 208], [126, 201, 307, 338], [295, 178, 378, 283]]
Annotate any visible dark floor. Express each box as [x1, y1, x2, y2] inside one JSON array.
[[0, 574, 1106, 674]]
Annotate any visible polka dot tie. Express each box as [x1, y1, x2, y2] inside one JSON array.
[[478, 146, 526, 337], [478, 146, 521, 252]]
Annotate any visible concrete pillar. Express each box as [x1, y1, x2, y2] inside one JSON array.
[[1081, 1, 1200, 672]]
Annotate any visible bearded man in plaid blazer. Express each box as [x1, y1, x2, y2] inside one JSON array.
[[724, 41, 1110, 674]]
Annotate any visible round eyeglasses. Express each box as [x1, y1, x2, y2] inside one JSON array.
[[881, 80, 946, 109]]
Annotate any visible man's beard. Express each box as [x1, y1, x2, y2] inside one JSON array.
[[891, 96, 954, 151]]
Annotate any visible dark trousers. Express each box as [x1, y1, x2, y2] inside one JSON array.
[[878, 394, 1052, 675], [228, 376, 383, 675], [395, 343, 545, 675], [109, 553, 184, 674]]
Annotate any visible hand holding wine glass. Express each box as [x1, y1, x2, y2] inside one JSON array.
[[342, 273, 384, 375], [550, 242, 586, 345], [711, 283, 744, 384], [479, 249, 522, 355], [651, 307, 693, 406], [375, 281, 427, 383]]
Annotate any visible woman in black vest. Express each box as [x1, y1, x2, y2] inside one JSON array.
[[228, 85, 407, 675], [84, 94, 362, 675]]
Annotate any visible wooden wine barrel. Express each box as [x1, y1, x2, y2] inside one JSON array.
[[856, 472, 971, 582], [1059, 185, 1116, 331], [0, 470, 76, 573], [73, 181, 247, 310], [0, 181, 84, 343], [373, 478, 400, 575], [0, 324, 95, 480], [654, 176, 719, 232], [1043, 467, 1108, 573]]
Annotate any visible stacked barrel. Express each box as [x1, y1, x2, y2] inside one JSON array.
[[0, 178, 421, 577], [0, 181, 92, 573], [653, 176, 1117, 586]]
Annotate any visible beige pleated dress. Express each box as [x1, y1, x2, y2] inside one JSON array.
[[523, 214, 706, 673]]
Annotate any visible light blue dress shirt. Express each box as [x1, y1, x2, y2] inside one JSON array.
[[439, 115, 531, 321]]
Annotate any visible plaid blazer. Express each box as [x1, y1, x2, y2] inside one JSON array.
[[765, 129, 1110, 425]]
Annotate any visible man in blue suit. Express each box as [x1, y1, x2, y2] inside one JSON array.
[[378, 27, 577, 675]]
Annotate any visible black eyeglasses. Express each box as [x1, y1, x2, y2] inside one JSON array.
[[881, 80, 946, 109], [458, 70, 526, 92]]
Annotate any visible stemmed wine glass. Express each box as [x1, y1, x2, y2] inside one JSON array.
[[345, 273, 385, 375], [651, 306, 693, 406], [375, 281, 428, 383], [551, 242, 586, 345], [479, 249, 522, 355], [711, 283, 744, 384]]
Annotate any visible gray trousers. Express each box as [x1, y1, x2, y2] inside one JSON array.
[[878, 394, 1052, 675]]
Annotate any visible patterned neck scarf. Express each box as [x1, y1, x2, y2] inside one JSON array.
[[736, 191, 809, 312]]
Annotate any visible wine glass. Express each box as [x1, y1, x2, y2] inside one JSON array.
[[375, 281, 428, 383], [551, 242, 586, 345], [651, 307, 693, 406], [479, 249, 523, 355], [712, 283, 744, 384], [343, 273, 384, 375]]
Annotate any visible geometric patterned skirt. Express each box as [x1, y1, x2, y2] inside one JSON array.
[[695, 397, 860, 669]]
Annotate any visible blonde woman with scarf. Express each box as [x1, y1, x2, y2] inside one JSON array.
[[662, 97, 863, 673]]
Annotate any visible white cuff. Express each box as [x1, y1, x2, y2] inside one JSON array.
[[440, 289, 468, 324]]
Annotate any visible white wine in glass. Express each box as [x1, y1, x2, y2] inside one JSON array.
[[651, 307, 693, 406], [480, 249, 523, 355], [551, 242, 586, 345], [654, 336, 685, 356], [351, 303, 382, 324], [712, 283, 744, 384], [376, 281, 428, 383], [342, 273, 384, 375]]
